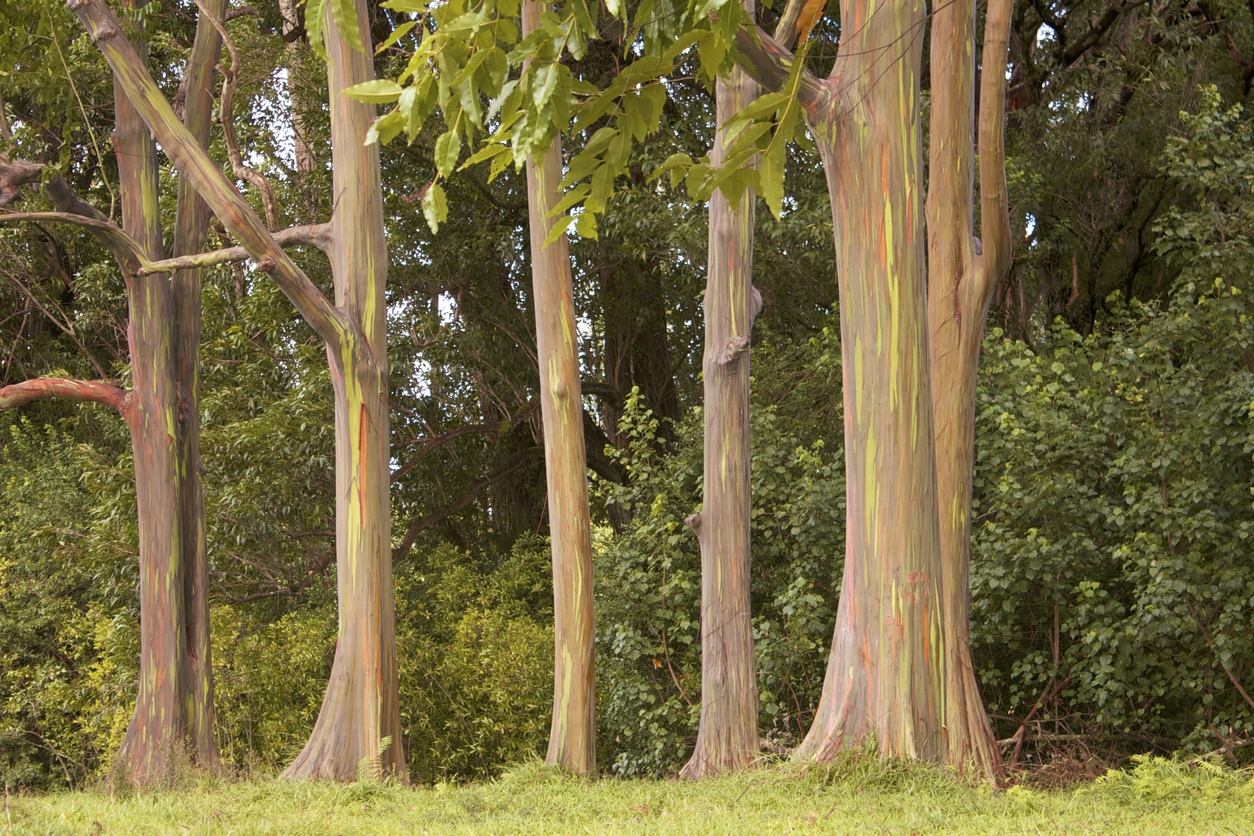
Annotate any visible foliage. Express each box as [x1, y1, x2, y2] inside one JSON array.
[[594, 337, 845, 776], [970, 282, 1254, 757], [397, 537, 554, 783]]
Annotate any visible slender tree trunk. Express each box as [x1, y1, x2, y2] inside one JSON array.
[[789, 0, 947, 762], [111, 31, 188, 781], [282, 1, 405, 780], [925, 0, 1013, 779], [522, 0, 597, 775], [680, 27, 762, 779], [172, 0, 225, 769]]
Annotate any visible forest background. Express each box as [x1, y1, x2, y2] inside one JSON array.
[[1, 0, 1254, 789]]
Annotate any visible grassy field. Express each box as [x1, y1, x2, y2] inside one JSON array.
[[5, 755, 1253, 835]]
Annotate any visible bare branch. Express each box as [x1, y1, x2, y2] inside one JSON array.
[[0, 376, 127, 413], [0, 210, 152, 270], [140, 223, 332, 274], [193, 0, 279, 230]]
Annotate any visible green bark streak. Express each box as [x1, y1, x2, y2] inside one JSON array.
[[110, 27, 188, 783], [680, 21, 762, 779], [172, 0, 225, 770], [522, 0, 597, 776]]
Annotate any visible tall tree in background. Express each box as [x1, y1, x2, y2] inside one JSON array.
[[67, 0, 405, 780], [521, 0, 597, 777], [680, 0, 762, 779], [0, 0, 224, 783]]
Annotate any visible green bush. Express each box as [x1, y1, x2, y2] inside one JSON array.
[[970, 282, 1254, 757]]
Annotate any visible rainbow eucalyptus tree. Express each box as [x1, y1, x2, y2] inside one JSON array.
[[65, 0, 405, 780], [727, 0, 1012, 776], [680, 0, 762, 780], [520, 0, 597, 777], [0, 0, 225, 783]]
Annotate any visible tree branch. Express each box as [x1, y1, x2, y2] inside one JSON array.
[[67, 0, 353, 354], [140, 223, 332, 274], [977, 0, 1014, 291], [0, 210, 151, 270], [0, 377, 127, 413], [733, 26, 831, 120], [193, 0, 279, 230]]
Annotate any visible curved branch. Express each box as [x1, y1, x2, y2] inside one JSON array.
[[733, 26, 831, 120], [977, 0, 1014, 292], [140, 223, 332, 274], [0, 377, 127, 413], [68, 0, 352, 354], [390, 399, 539, 485], [0, 210, 152, 270], [193, 0, 279, 230]]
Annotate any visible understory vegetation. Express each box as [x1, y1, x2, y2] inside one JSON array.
[[7, 756, 1254, 835]]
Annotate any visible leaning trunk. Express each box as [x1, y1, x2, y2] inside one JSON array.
[[680, 33, 762, 780], [522, 0, 597, 776], [282, 1, 405, 780], [793, 0, 946, 761]]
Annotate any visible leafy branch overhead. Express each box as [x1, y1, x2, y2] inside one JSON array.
[[346, 0, 812, 234]]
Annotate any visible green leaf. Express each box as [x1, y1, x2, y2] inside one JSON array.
[[343, 79, 405, 103], [306, 0, 328, 59], [575, 210, 598, 239], [374, 20, 417, 53], [435, 131, 462, 178], [760, 137, 785, 219], [422, 182, 449, 233], [328, 0, 365, 54]]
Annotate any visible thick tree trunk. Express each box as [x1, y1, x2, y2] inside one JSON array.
[[680, 41, 762, 780], [792, 0, 947, 762], [925, 0, 1013, 779], [522, 0, 597, 776], [282, 1, 406, 781]]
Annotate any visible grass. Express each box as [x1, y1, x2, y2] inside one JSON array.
[[4, 755, 1253, 835]]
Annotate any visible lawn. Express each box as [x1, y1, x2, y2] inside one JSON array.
[[5, 756, 1252, 835]]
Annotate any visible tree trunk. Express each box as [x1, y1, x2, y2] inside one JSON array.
[[282, 0, 406, 780], [788, 0, 947, 762], [680, 33, 762, 779], [522, 0, 597, 775], [925, 0, 1013, 779], [111, 31, 189, 781], [171, 0, 226, 769]]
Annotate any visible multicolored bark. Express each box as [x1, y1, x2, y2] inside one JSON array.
[[70, 0, 405, 781], [925, 0, 1013, 779], [521, 0, 597, 776], [680, 17, 762, 778], [735, 0, 1013, 776], [282, 1, 405, 780]]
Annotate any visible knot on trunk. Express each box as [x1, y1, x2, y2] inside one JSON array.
[[684, 511, 702, 536], [717, 335, 752, 367]]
